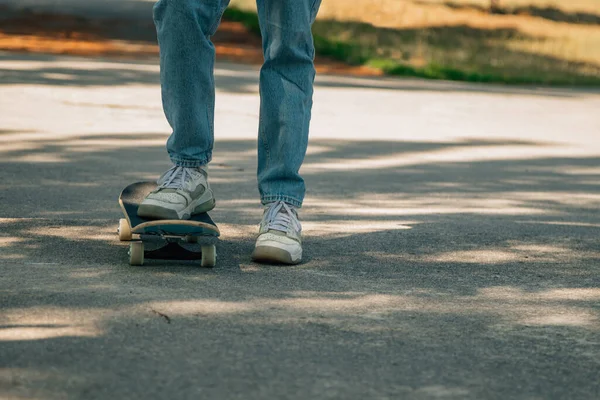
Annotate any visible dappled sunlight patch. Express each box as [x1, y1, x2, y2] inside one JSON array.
[[137, 294, 408, 326], [521, 313, 597, 327], [132, 287, 600, 331], [150, 271, 217, 282], [0, 253, 26, 261], [560, 166, 600, 176], [238, 263, 262, 272], [430, 250, 521, 264], [0, 140, 46, 155], [0, 324, 100, 341], [36, 211, 107, 219], [3, 285, 598, 346], [38, 180, 99, 188], [0, 130, 161, 146], [367, 247, 597, 266], [305, 144, 337, 156], [212, 148, 259, 159], [511, 191, 600, 207], [275, 293, 399, 312], [0, 218, 37, 224], [0, 128, 170, 165], [474, 287, 600, 327], [145, 300, 255, 316], [414, 385, 471, 398], [479, 286, 541, 300], [306, 196, 548, 216], [63, 138, 167, 153], [0, 234, 32, 260], [0, 237, 24, 248], [1, 307, 105, 341], [40, 72, 78, 81], [0, 57, 160, 76], [302, 141, 585, 172], [23, 225, 116, 242], [218, 203, 418, 237], [217, 199, 259, 207], [0, 137, 167, 163], [205, 176, 249, 184], [302, 220, 414, 237], [535, 288, 600, 301], [478, 286, 600, 302], [511, 244, 571, 254], [425, 181, 467, 188], [427, 241, 594, 264], [11, 153, 68, 163], [521, 165, 600, 177], [67, 269, 112, 279]]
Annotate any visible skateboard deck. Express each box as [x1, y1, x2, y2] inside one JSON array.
[[118, 181, 219, 267]]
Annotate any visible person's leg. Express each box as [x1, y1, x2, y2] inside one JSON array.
[[255, 0, 322, 208], [154, 0, 230, 167], [139, 0, 230, 220], [252, 0, 322, 264]]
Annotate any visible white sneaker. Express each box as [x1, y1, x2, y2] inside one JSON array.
[[252, 201, 302, 265], [137, 165, 215, 220]]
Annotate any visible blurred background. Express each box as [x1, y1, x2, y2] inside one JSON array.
[[2, 3, 600, 399], [1, 0, 599, 85]]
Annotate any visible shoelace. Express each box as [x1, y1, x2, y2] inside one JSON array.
[[157, 166, 200, 190], [263, 201, 301, 233]]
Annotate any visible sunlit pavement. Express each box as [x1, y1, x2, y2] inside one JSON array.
[[1, 52, 600, 399]]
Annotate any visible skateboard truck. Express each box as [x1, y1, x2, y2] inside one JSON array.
[[119, 219, 218, 267]]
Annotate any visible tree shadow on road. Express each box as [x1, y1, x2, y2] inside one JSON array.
[[1, 132, 599, 398], [1, 134, 598, 282], [1, 88, 599, 398], [1, 52, 597, 98]]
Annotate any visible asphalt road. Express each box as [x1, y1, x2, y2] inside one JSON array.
[[1, 50, 600, 399], [0, 0, 155, 19]]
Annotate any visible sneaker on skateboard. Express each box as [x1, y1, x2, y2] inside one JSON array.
[[118, 182, 219, 267]]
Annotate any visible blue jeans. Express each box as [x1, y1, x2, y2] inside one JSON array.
[[153, 0, 322, 208]]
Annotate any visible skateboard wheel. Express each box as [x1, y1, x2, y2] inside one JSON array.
[[129, 242, 144, 266], [185, 235, 199, 244], [118, 218, 132, 241], [201, 245, 216, 268]]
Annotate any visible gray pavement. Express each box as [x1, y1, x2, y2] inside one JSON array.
[[0, 0, 155, 19], [1, 51, 600, 399]]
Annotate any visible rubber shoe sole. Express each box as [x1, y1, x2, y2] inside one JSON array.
[[251, 234, 302, 265], [138, 192, 215, 220], [252, 246, 301, 265]]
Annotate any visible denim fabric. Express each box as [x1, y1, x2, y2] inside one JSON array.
[[153, 0, 322, 208]]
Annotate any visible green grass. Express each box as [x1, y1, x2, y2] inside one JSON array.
[[223, 6, 600, 85], [366, 59, 598, 85]]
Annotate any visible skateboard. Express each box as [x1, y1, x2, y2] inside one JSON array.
[[117, 182, 219, 267]]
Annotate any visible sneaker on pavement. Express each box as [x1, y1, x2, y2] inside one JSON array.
[[137, 165, 215, 220], [251, 201, 302, 265]]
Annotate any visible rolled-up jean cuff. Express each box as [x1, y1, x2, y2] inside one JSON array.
[[261, 195, 303, 208], [170, 154, 212, 168]]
